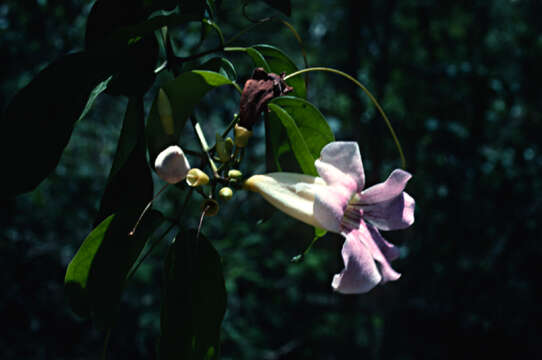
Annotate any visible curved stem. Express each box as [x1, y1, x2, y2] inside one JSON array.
[[129, 183, 169, 236], [126, 188, 193, 281], [284, 67, 406, 168]]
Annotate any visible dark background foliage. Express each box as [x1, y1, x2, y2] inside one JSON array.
[[1, 0, 540, 359]]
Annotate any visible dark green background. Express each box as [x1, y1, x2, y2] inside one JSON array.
[[1, 0, 540, 359]]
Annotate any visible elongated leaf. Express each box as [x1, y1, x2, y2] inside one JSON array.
[[245, 47, 271, 72], [160, 230, 226, 360], [266, 97, 334, 175], [1, 52, 111, 198], [198, 57, 237, 81], [270, 96, 334, 158], [146, 70, 234, 163], [268, 103, 317, 175], [65, 210, 164, 324], [96, 97, 153, 225], [78, 76, 113, 122], [253, 44, 305, 98]]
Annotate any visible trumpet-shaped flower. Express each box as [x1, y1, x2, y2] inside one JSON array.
[[244, 142, 415, 294]]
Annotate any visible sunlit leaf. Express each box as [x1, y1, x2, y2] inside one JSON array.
[[253, 44, 305, 98], [146, 70, 234, 163], [245, 47, 271, 72], [159, 230, 226, 360], [271, 96, 334, 158], [268, 103, 317, 175], [266, 96, 334, 176], [198, 57, 237, 81]]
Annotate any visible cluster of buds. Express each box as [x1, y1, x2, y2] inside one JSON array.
[[152, 69, 293, 217]]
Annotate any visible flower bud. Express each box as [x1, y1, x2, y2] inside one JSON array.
[[225, 137, 234, 154], [157, 88, 175, 135], [215, 133, 231, 162], [218, 187, 233, 201], [227, 169, 243, 180], [202, 199, 219, 216], [186, 168, 209, 187], [234, 124, 252, 148], [154, 145, 190, 184]]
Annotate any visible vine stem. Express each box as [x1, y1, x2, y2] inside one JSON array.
[[191, 117, 219, 177], [284, 67, 406, 168], [129, 183, 169, 236]]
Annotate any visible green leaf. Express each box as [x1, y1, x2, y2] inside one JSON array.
[[159, 230, 226, 360], [268, 103, 317, 176], [197, 57, 237, 81], [96, 97, 154, 225], [202, 18, 224, 46], [0, 52, 111, 198], [78, 75, 113, 122], [64, 210, 164, 325], [266, 96, 335, 175], [245, 47, 271, 72], [146, 70, 234, 163], [253, 44, 305, 98], [271, 96, 334, 158]]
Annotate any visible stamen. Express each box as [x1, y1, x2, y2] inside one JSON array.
[[340, 204, 364, 230]]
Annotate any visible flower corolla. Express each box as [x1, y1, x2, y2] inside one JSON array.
[[244, 141, 415, 294]]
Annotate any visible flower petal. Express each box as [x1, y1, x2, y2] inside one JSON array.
[[313, 185, 349, 233], [315, 141, 365, 193], [361, 223, 402, 283], [154, 145, 191, 184], [332, 230, 382, 294], [354, 169, 412, 204], [244, 173, 327, 229], [362, 192, 415, 231], [331, 224, 401, 294], [372, 231, 400, 262]]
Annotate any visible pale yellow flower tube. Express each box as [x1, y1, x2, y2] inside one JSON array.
[[244, 173, 327, 229]]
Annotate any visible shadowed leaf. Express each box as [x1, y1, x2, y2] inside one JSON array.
[[65, 210, 164, 326], [159, 230, 226, 360], [1, 52, 111, 198]]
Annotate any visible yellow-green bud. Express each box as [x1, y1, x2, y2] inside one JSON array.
[[157, 89, 175, 135], [186, 168, 209, 187], [228, 169, 243, 180], [202, 199, 219, 216], [234, 124, 252, 148], [225, 137, 234, 154], [215, 133, 231, 162], [218, 187, 233, 201]]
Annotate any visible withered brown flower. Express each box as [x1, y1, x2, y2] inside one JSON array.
[[238, 68, 293, 130]]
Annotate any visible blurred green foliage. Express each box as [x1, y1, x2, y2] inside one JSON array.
[[1, 0, 541, 359]]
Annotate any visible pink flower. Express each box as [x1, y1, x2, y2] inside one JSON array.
[[244, 142, 415, 294]]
